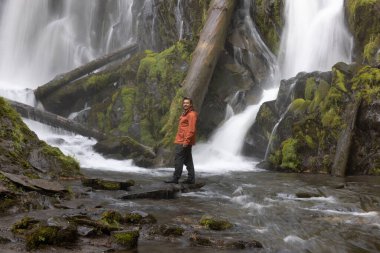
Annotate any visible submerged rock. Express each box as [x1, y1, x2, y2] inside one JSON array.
[[81, 178, 135, 190], [149, 224, 184, 237], [199, 215, 233, 231], [120, 181, 205, 200]]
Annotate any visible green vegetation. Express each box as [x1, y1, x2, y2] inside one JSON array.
[[346, 0, 380, 63], [112, 231, 139, 249], [199, 215, 233, 231], [254, 0, 284, 54]]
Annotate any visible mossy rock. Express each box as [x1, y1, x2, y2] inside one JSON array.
[[11, 216, 40, 235], [81, 178, 135, 190], [199, 215, 233, 231], [125, 211, 157, 225], [0, 97, 80, 179], [149, 224, 184, 237], [25, 224, 77, 251], [111, 230, 140, 249], [100, 210, 124, 228]]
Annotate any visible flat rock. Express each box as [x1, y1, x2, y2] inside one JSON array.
[[1, 172, 65, 192], [120, 182, 205, 200]]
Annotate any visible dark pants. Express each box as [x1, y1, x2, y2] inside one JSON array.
[[173, 144, 195, 181]]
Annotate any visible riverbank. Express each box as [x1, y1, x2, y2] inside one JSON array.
[[1, 169, 379, 252]]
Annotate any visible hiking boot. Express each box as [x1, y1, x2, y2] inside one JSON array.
[[182, 179, 195, 184], [164, 178, 178, 184]]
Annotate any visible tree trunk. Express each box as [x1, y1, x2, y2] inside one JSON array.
[[161, 0, 236, 146], [182, 0, 237, 111], [35, 43, 138, 101], [7, 99, 106, 140]]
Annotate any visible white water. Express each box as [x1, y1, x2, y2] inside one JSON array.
[[279, 0, 352, 79], [0, 0, 135, 88]]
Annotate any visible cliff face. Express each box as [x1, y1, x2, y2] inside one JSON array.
[[345, 0, 380, 65], [247, 63, 380, 176]]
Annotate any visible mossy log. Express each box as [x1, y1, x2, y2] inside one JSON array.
[[182, 0, 237, 111], [7, 99, 105, 140], [35, 43, 138, 101]]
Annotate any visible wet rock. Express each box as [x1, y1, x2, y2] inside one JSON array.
[[125, 211, 157, 225], [149, 224, 184, 237], [189, 233, 213, 246], [81, 178, 135, 190], [67, 215, 119, 235], [11, 216, 40, 235], [199, 215, 233, 231], [1, 172, 66, 193], [111, 230, 139, 250], [120, 182, 205, 200], [359, 195, 380, 212], [101, 210, 124, 229], [295, 192, 324, 198], [224, 239, 263, 249], [25, 223, 78, 251], [77, 226, 97, 237], [0, 236, 11, 244], [94, 136, 155, 166]]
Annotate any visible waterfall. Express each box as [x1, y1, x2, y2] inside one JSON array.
[[193, 0, 279, 172], [0, 0, 135, 89], [279, 0, 353, 79]]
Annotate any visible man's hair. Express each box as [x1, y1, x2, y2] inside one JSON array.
[[183, 97, 193, 105]]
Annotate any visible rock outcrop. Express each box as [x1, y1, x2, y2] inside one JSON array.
[[248, 63, 380, 176]]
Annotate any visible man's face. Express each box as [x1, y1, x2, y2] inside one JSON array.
[[182, 99, 191, 110]]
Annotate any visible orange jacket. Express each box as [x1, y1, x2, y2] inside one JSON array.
[[174, 109, 197, 145]]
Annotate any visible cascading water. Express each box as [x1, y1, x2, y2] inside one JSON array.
[[0, 0, 135, 89], [279, 0, 353, 79]]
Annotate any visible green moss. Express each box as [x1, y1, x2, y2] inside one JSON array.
[[369, 167, 380, 176], [0, 195, 16, 213], [26, 226, 59, 250], [308, 79, 330, 112], [124, 213, 143, 224], [41, 145, 80, 177], [352, 66, 380, 102], [333, 68, 348, 93], [161, 88, 185, 146], [199, 216, 233, 231], [305, 77, 316, 100], [289, 98, 309, 115], [11, 217, 39, 234], [363, 35, 380, 64], [346, 0, 380, 62], [116, 87, 136, 134], [280, 138, 301, 171], [100, 210, 123, 229], [254, 0, 284, 54], [112, 231, 139, 248]]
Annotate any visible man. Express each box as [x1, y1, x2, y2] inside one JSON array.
[[165, 97, 197, 184]]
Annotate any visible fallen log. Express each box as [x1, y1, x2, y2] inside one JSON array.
[[182, 0, 237, 110], [7, 99, 106, 140], [35, 43, 138, 101]]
